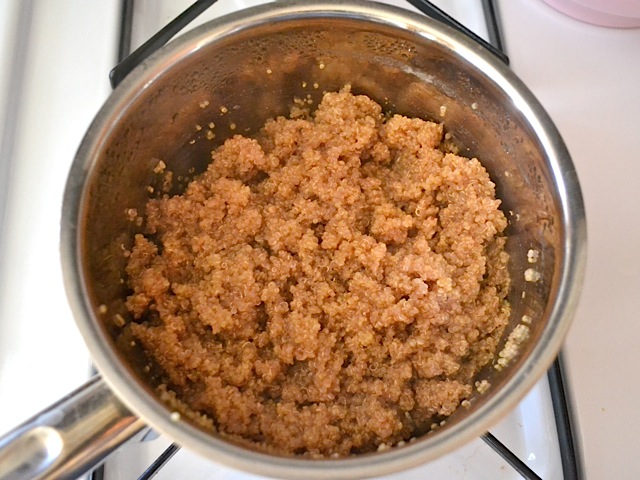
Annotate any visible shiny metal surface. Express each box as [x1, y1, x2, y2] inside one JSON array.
[[0, 376, 144, 480], [55, 1, 586, 478]]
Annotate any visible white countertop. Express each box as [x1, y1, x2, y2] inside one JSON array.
[[499, 0, 640, 477]]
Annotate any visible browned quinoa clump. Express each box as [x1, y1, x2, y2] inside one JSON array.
[[124, 87, 510, 457]]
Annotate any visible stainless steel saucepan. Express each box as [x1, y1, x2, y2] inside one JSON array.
[[0, 1, 586, 479]]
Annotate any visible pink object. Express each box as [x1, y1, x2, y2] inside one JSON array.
[[542, 0, 640, 27]]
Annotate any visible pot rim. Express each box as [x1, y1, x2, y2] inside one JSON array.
[[61, 1, 587, 478]]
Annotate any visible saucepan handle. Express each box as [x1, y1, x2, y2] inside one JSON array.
[[0, 375, 145, 480]]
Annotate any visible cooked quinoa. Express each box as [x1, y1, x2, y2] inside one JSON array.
[[123, 87, 510, 457]]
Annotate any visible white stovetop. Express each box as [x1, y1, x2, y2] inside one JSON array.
[[499, 0, 640, 478], [1, 0, 638, 478], [0, 0, 118, 424], [0, 2, 561, 479]]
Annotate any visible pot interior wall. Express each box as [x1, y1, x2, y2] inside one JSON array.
[[79, 14, 561, 443]]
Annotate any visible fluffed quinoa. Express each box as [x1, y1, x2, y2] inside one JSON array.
[[123, 88, 510, 457]]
